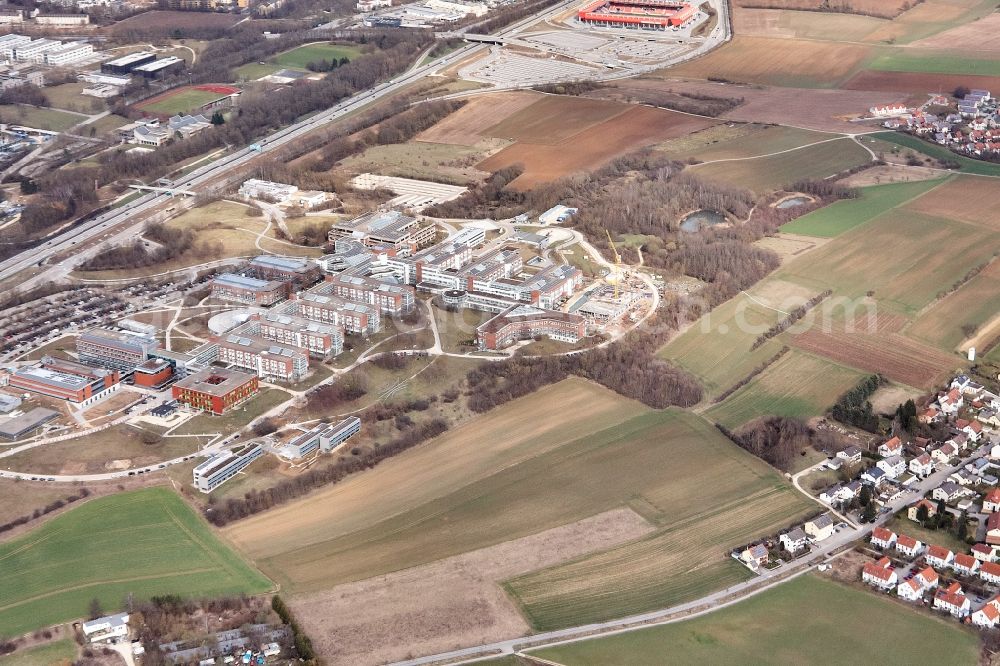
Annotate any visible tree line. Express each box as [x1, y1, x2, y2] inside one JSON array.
[[750, 289, 832, 350], [830, 374, 884, 433], [0, 488, 90, 536]]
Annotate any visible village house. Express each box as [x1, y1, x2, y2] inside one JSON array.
[[862, 467, 887, 487], [939, 389, 964, 415], [973, 598, 1000, 628], [895, 534, 924, 559], [878, 455, 906, 478], [987, 513, 1000, 546], [920, 406, 942, 424], [908, 498, 938, 522], [838, 446, 862, 464], [804, 514, 834, 542], [973, 543, 998, 563], [897, 565, 939, 602], [934, 582, 971, 618], [933, 481, 969, 502], [862, 556, 898, 590], [909, 453, 935, 478], [740, 543, 768, 570], [879, 436, 904, 458], [932, 443, 957, 465], [983, 489, 1000, 513], [871, 527, 897, 550], [980, 561, 1000, 585], [953, 553, 980, 576], [926, 544, 955, 569], [947, 432, 970, 453], [779, 527, 809, 554]]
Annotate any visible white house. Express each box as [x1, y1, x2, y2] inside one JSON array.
[[972, 598, 1000, 628], [871, 527, 897, 549], [926, 545, 955, 569], [862, 467, 887, 486], [82, 613, 129, 643], [939, 389, 964, 415], [984, 489, 1000, 513], [909, 453, 934, 478], [953, 553, 980, 576], [973, 543, 998, 563], [897, 577, 925, 602], [895, 534, 924, 559], [878, 455, 906, 479], [981, 561, 1000, 584], [819, 484, 844, 504], [779, 527, 809, 554], [932, 442, 958, 465], [933, 481, 967, 502], [862, 557, 897, 590], [934, 583, 971, 618], [804, 514, 834, 542], [740, 543, 768, 570], [838, 446, 862, 464], [878, 436, 904, 458]]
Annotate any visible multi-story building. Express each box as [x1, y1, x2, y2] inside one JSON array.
[[278, 416, 361, 459], [210, 273, 289, 306], [247, 255, 322, 291], [329, 210, 436, 251], [192, 443, 263, 492], [0, 34, 31, 59], [252, 312, 343, 358], [476, 305, 586, 351], [10, 356, 120, 402], [34, 13, 90, 26], [132, 358, 174, 389], [77, 328, 159, 372], [216, 333, 309, 382], [172, 367, 259, 415], [294, 285, 381, 335], [13, 39, 61, 63], [132, 56, 185, 79], [323, 273, 414, 315], [43, 41, 93, 66]]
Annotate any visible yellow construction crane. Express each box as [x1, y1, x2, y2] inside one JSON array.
[[605, 229, 622, 299]]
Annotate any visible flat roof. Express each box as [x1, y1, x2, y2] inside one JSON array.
[[251, 255, 312, 272], [174, 367, 256, 396], [213, 273, 278, 291], [14, 365, 92, 390], [0, 407, 59, 438], [103, 51, 155, 67], [133, 56, 184, 73]]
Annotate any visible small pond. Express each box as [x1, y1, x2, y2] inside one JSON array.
[[776, 196, 811, 209], [679, 210, 725, 233]]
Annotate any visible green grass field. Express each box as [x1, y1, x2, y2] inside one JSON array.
[[0, 105, 83, 132], [0, 639, 76, 666], [691, 138, 871, 192], [233, 62, 283, 81], [869, 132, 1000, 177], [705, 350, 864, 428], [905, 263, 1000, 350], [529, 575, 980, 665], [274, 43, 361, 69], [867, 51, 1000, 77], [658, 124, 828, 163], [780, 178, 945, 238], [138, 88, 225, 116], [0, 488, 272, 636]]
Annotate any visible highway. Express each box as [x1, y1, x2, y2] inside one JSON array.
[[0, 0, 584, 290]]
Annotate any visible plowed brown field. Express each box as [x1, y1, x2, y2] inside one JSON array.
[[477, 105, 716, 189], [483, 95, 629, 144], [416, 91, 541, 146], [903, 176, 1000, 231], [732, 0, 910, 17], [911, 12, 1000, 52], [843, 70, 1000, 95]]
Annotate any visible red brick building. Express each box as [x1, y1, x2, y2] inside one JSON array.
[[476, 305, 586, 351], [132, 358, 174, 389], [171, 367, 259, 415]]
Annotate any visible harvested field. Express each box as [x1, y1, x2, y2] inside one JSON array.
[[779, 209, 998, 314], [863, 0, 994, 44], [905, 261, 1000, 351], [341, 141, 493, 185], [867, 51, 1000, 77], [658, 123, 827, 162], [416, 91, 540, 146], [639, 79, 909, 132], [838, 164, 944, 187], [842, 70, 1000, 96], [690, 137, 871, 192], [483, 95, 628, 144], [706, 350, 864, 428], [478, 105, 717, 189], [505, 482, 814, 630], [903, 175, 1000, 231], [911, 12, 1000, 52], [224, 379, 650, 583], [753, 233, 827, 263], [664, 37, 872, 88], [790, 326, 957, 388], [732, 0, 911, 16], [290, 509, 654, 665], [733, 7, 887, 41]]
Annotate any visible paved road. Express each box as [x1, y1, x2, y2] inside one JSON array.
[[388, 445, 987, 665]]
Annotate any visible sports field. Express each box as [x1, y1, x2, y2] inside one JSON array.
[[274, 43, 361, 69], [706, 350, 865, 428], [529, 575, 980, 665], [0, 488, 272, 636], [779, 178, 945, 238], [690, 138, 871, 192], [135, 87, 228, 116]]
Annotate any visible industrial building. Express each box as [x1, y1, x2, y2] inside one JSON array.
[[210, 273, 289, 306], [132, 56, 185, 79], [9, 356, 120, 402], [577, 0, 696, 29], [476, 305, 586, 350], [193, 443, 263, 492], [0, 407, 59, 440], [77, 327, 159, 372], [101, 51, 156, 75], [172, 367, 259, 415]]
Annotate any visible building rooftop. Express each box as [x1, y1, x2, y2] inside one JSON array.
[[0, 407, 59, 439], [103, 51, 155, 67], [174, 367, 256, 397], [133, 56, 184, 73], [213, 273, 280, 291]]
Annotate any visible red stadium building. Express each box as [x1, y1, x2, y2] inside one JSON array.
[[577, 0, 696, 30]]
